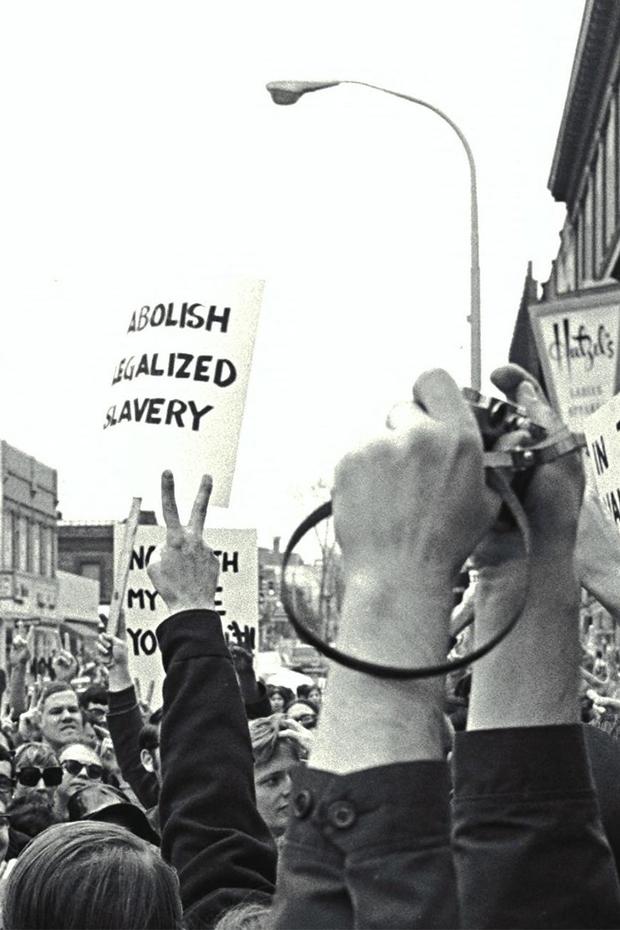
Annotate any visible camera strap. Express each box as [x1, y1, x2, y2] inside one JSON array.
[[280, 469, 535, 679], [483, 428, 586, 471]]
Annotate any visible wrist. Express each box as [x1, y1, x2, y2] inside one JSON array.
[[337, 568, 453, 667], [107, 668, 133, 692], [311, 664, 447, 773]]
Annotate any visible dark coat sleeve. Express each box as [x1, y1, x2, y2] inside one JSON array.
[[452, 724, 620, 929], [245, 682, 272, 721], [157, 610, 276, 929], [271, 761, 458, 930], [106, 685, 160, 810]]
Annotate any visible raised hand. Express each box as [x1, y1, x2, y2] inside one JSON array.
[[18, 688, 42, 741], [468, 364, 584, 730], [9, 635, 30, 669], [147, 471, 220, 613], [97, 610, 132, 692], [332, 368, 499, 666], [51, 649, 78, 683]]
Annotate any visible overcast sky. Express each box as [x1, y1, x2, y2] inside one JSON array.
[[0, 1, 584, 545]]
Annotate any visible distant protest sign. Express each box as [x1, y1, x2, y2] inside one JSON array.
[[113, 524, 258, 707], [584, 394, 620, 533], [529, 290, 620, 432], [102, 278, 264, 513]]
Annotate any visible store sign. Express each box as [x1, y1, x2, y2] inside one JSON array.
[[529, 290, 620, 432]]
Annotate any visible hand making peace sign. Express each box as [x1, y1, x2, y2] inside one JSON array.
[[147, 470, 221, 613]]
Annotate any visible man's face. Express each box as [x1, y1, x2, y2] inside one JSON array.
[[254, 742, 297, 838], [59, 744, 103, 799], [40, 691, 82, 749]]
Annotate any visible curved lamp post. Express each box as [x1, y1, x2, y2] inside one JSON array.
[[266, 79, 481, 391]]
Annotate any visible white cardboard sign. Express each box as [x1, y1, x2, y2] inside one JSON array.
[[113, 524, 258, 708], [529, 291, 620, 432], [584, 393, 620, 532], [102, 278, 263, 511]]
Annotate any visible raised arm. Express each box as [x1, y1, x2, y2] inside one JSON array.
[[454, 365, 620, 929], [148, 472, 276, 927], [272, 369, 499, 929], [98, 617, 159, 811]]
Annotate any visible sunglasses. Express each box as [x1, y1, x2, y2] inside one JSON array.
[[61, 760, 104, 780], [16, 766, 63, 788]]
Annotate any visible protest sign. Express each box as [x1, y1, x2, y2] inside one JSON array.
[[529, 289, 620, 432], [108, 498, 141, 638], [102, 277, 264, 513], [584, 393, 620, 533], [113, 524, 258, 707]]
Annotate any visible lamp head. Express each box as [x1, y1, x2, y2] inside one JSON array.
[[266, 80, 340, 105]]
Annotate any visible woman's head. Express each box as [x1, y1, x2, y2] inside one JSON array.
[[13, 742, 61, 807], [3, 820, 182, 929], [267, 684, 295, 712]]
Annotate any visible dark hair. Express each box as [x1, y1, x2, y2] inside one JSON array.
[[266, 685, 294, 705], [138, 722, 160, 753], [6, 793, 61, 838], [3, 821, 182, 929], [296, 684, 311, 699], [78, 685, 107, 710]]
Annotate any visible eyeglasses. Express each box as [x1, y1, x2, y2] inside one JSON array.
[[16, 766, 63, 788], [61, 760, 104, 780]]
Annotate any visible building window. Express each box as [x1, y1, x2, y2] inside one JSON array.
[[605, 99, 617, 247], [565, 225, 577, 291], [16, 516, 28, 573], [2, 511, 13, 571], [577, 208, 584, 287], [80, 562, 101, 584], [594, 142, 604, 273], [584, 180, 594, 280], [40, 527, 52, 578], [30, 524, 41, 576]]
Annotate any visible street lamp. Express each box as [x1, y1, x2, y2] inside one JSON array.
[[266, 79, 481, 390]]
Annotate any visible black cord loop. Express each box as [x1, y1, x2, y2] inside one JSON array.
[[280, 471, 530, 679]]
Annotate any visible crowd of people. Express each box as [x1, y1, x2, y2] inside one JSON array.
[[3, 363, 620, 927]]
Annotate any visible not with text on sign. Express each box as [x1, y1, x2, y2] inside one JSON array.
[[113, 523, 259, 708], [529, 288, 620, 432], [102, 278, 264, 511], [584, 395, 620, 533]]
